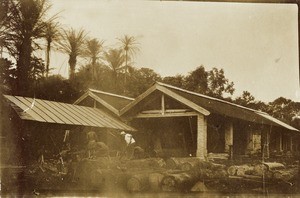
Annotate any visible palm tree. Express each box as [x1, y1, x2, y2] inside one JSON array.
[[84, 38, 104, 81], [2, 0, 53, 95], [57, 28, 87, 80], [43, 21, 61, 78], [103, 48, 125, 90], [117, 35, 140, 82]]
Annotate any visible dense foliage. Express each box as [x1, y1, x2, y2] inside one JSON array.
[[1, 0, 299, 130]]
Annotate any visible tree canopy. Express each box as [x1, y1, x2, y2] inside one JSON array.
[[1, 1, 299, 131]]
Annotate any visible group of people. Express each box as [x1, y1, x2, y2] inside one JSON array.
[[86, 129, 137, 160]]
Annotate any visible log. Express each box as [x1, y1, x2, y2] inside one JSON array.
[[165, 157, 222, 171], [273, 168, 298, 182], [148, 172, 164, 192], [165, 158, 181, 169], [127, 173, 149, 192], [227, 166, 237, 176], [236, 165, 254, 176], [161, 172, 197, 192], [262, 162, 285, 171], [181, 162, 196, 171], [190, 181, 208, 192], [253, 164, 268, 176], [125, 158, 166, 170]]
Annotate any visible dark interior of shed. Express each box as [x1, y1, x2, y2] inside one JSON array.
[[130, 116, 197, 157]]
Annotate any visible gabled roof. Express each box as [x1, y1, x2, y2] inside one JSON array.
[[120, 82, 299, 132], [74, 88, 134, 115], [4, 95, 135, 131]]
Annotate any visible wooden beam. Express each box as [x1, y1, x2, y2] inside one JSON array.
[[88, 92, 119, 115], [141, 109, 192, 114], [136, 111, 199, 118], [196, 114, 207, 159], [157, 85, 210, 116], [120, 84, 157, 116], [73, 91, 89, 105], [161, 94, 165, 115], [225, 120, 233, 153]]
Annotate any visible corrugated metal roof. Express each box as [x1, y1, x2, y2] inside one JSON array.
[[4, 95, 135, 131]]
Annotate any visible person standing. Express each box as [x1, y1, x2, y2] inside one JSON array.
[[86, 129, 98, 158], [120, 131, 135, 159]]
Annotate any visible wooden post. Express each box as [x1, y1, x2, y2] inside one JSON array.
[[279, 132, 283, 152], [161, 94, 165, 115], [290, 135, 293, 152], [196, 114, 207, 159], [225, 121, 233, 153], [263, 128, 270, 159]]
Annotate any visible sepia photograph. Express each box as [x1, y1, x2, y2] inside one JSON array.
[[1, 0, 300, 196]]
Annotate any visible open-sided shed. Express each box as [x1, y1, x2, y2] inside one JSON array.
[[1, 95, 135, 164], [75, 82, 300, 160]]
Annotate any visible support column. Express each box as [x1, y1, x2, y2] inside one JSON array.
[[161, 94, 165, 115], [279, 132, 283, 152], [262, 129, 270, 159], [224, 121, 233, 153], [196, 114, 207, 159], [290, 136, 293, 152]]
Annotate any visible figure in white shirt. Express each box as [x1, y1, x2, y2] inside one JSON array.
[[120, 131, 136, 159]]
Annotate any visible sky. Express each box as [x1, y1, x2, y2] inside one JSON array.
[[47, 0, 300, 103]]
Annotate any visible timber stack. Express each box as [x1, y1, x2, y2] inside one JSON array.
[[227, 162, 298, 183], [24, 155, 299, 193]]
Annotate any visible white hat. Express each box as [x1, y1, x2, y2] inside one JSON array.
[[120, 131, 126, 135]]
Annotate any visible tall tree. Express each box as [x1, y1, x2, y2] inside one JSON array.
[[235, 91, 255, 107], [268, 97, 297, 124], [184, 65, 208, 94], [117, 35, 140, 83], [84, 38, 104, 81], [57, 28, 87, 80], [162, 75, 185, 88], [0, 58, 16, 93], [207, 67, 235, 98], [43, 21, 60, 77], [1, 0, 52, 95], [103, 48, 125, 91]]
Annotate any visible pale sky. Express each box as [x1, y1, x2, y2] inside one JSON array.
[[47, 0, 300, 103]]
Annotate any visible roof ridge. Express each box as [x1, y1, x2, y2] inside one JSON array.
[[156, 81, 268, 115], [88, 88, 135, 101]]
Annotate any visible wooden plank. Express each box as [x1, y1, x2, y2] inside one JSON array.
[[89, 92, 119, 115], [22, 97, 56, 123], [161, 94, 165, 115], [141, 109, 192, 114], [39, 99, 77, 124], [120, 84, 157, 116], [5, 96, 45, 122], [136, 112, 199, 118], [157, 85, 210, 116], [73, 91, 89, 105], [32, 99, 64, 124]]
